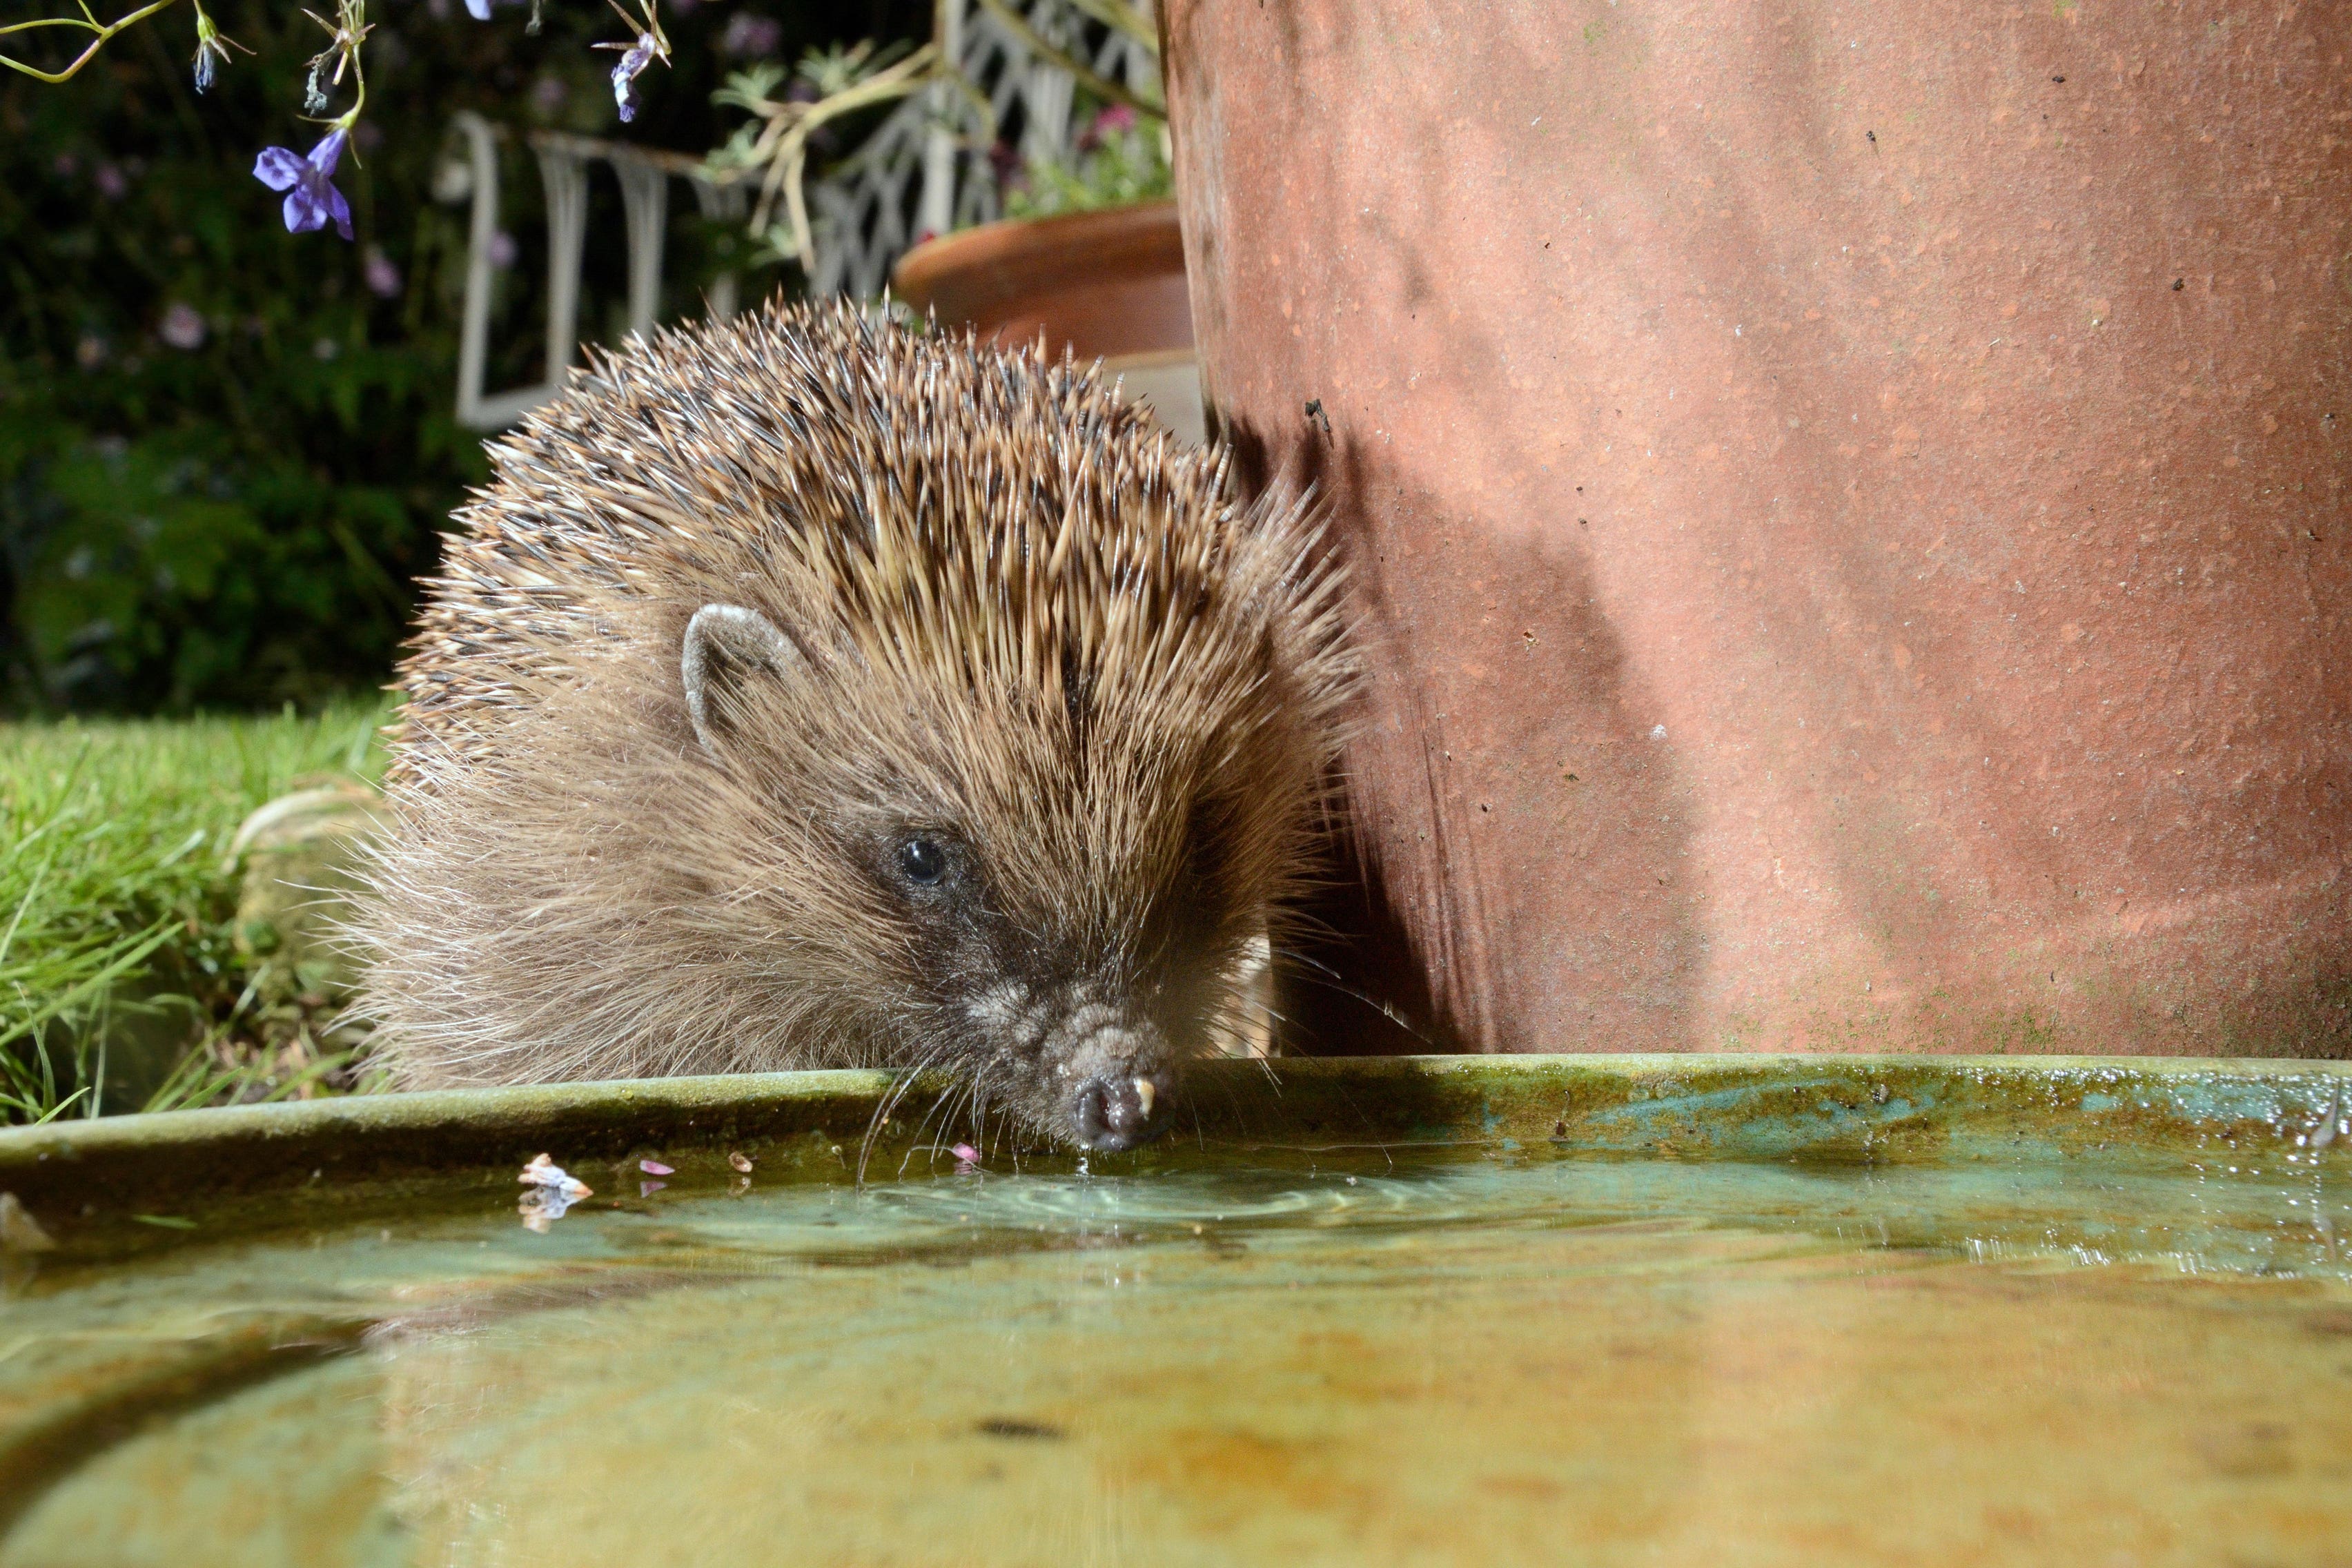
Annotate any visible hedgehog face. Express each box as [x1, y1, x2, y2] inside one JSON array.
[[853, 827, 1166, 1150], [682, 596, 1284, 1152], [869, 824, 1190, 1153]]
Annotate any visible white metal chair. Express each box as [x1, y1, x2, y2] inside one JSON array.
[[444, 111, 749, 431]]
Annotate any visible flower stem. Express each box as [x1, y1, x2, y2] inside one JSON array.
[[1, 0, 186, 85]]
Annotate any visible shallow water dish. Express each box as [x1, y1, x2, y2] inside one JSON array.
[[0, 1053, 2346, 1565]]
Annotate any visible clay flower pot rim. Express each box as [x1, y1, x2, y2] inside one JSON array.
[[891, 198, 1184, 324]]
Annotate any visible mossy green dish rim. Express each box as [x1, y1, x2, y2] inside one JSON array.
[[1, 1054, 2346, 1215]]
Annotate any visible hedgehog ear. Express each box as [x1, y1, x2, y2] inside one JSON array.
[[682, 603, 806, 756]]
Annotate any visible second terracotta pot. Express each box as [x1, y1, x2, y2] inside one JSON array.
[[892, 201, 1204, 442]]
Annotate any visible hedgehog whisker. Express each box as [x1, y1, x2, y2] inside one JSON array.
[[901, 1068, 977, 1177], [1282, 970, 1440, 1049], [861, 1046, 950, 1186]]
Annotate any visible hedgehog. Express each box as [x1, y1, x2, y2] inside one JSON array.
[[354, 299, 1355, 1153]]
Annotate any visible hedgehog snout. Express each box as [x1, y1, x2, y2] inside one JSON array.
[[1029, 996, 1175, 1153], [1071, 1070, 1171, 1153]]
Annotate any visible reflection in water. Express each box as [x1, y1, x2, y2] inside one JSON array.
[[2, 1149, 2350, 1566]]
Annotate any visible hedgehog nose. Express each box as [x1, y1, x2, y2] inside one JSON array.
[[1072, 1071, 1172, 1153]]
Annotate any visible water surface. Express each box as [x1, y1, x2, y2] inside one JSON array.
[[3, 1144, 2348, 1565]]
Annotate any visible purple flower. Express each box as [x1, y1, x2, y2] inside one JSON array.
[[93, 163, 128, 200], [253, 128, 353, 241], [594, 13, 667, 125], [611, 32, 654, 121], [191, 5, 248, 92]]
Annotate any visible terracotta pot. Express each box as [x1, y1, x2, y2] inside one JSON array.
[[1160, 1, 2351, 1057], [892, 201, 1204, 442]]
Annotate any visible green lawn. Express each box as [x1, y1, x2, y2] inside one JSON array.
[[0, 703, 391, 1124]]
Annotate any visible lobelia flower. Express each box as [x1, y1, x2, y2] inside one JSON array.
[[253, 128, 354, 240], [193, 32, 227, 90], [609, 32, 656, 122], [190, 6, 248, 93]]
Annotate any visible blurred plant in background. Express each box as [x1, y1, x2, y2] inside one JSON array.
[[707, 39, 943, 272], [707, 0, 1166, 281], [1, 0, 921, 716], [999, 100, 1166, 219], [1, 0, 476, 717]]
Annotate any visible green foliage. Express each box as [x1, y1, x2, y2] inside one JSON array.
[[1001, 106, 1170, 221], [0, 702, 389, 1122], [3, 0, 469, 713], [0, 0, 887, 714]]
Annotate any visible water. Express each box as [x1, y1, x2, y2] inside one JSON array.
[[2, 1144, 2349, 1565]]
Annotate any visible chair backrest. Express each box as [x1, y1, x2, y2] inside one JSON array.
[[445, 111, 749, 432]]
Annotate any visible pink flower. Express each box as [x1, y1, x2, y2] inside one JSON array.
[[720, 12, 779, 57], [362, 246, 402, 297], [158, 303, 206, 350]]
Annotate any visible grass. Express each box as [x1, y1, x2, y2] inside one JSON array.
[[0, 702, 391, 1124]]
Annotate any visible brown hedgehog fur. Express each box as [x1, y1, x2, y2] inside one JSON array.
[[355, 299, 1355, 1150]]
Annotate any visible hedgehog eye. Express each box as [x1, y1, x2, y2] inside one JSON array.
[[897, 837, 948, 888]]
